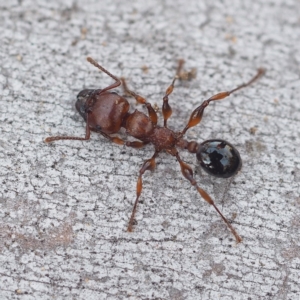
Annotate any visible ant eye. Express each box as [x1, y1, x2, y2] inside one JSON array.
[[196, 139, 242, 178]]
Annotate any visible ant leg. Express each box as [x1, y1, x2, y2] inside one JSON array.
[[100, 132, 149, 149], [45, 114, 92, 143], [87, 57, 122, 93], [127, 151, 159, 232], [45, 118, 149, 149], [162, 59, 185, 127], [121, 78, 158, 125], [162, 76, 177, 127], [173, 149, 242, 243], [180, 68, 265, 135], [162, 59, 197, 127]]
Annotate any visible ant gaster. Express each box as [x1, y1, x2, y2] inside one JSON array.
[[45, 57, 265, 243]]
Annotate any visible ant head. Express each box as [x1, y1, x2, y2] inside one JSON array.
[[196, 139, 242, 178], [75, 89, 96, 119]]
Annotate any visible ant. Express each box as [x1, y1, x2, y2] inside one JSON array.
[[45, 57, 265, 243]]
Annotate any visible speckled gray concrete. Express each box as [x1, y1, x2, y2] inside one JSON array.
[[0, 0, 299, 299]]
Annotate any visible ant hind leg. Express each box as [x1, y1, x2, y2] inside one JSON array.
[[127, 151, 159, 232], [173, 149, 242, 243]]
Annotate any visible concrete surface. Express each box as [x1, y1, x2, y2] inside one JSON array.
[[0, 0, 299, 299]]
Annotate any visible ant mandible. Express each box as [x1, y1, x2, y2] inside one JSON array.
[[45, 57, 265, 243]]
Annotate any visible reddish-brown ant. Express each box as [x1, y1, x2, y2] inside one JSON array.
[[45, 57, 265, 243]]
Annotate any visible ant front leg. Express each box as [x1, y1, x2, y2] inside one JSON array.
[[127, 151, 159, 232], [180, 68, 265, 135], [86, 57, 122, 93], [121, 78, 158, 125], [172, 148, 242, 243], [45, 114, 92, 143]]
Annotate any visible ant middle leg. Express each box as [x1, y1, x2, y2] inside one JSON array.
[[100, 132, 149, 149], [180, 68, 265, 135], [162, 59, 197, 127], [173, 149, 242, 243], [127, 151, 159, 232], [162, 59, 185, 127], [121, 77, 158, 125]]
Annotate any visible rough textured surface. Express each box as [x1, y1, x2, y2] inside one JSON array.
[[0, 0, 299, 299]]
